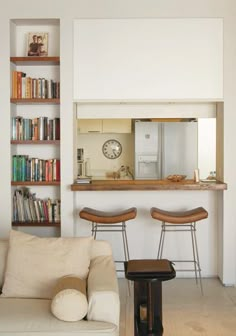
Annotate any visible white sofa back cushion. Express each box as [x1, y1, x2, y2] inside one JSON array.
[[0, 240, 8, 289], [1, 230, 93, 299], [0, 238, 112, 291]]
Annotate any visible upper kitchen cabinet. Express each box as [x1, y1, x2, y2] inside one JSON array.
[[78, 119, 131, 133], [73, 18, 223, 101], [78, 119, 102, 133], [102, 119, 131, 133]]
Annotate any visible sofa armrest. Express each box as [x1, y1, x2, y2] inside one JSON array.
[[0, 240, 8, 290], [87, 255, 120, 326]]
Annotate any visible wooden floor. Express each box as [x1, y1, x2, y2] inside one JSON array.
[[119, 278, 236, 336]]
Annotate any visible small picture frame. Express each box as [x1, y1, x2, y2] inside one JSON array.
[[27, 32, 48, 57]]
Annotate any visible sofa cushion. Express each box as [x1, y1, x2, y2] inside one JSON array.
[[1, 230, 93, 299], [51, 289, 88, 322], [51, 276, 88, 322], [52, 276, 87, 296], [0, 297, 118, 336]]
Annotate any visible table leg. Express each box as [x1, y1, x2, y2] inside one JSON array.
[[133, 281, 163, 336], [147, 282, 153, 333]]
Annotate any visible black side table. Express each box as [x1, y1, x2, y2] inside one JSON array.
[[125, 259, 176, 336]]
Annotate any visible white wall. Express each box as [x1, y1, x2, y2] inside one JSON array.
[[0, 0, 235, 285], [74, 18, 223, 100]]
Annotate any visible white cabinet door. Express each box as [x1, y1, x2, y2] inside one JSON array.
[[102, 119, 131, 133], [74, 18, 223, 100], [77, 119, 102, 133]]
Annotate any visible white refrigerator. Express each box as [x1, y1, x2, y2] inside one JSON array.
[[134, 121, 198, 179]]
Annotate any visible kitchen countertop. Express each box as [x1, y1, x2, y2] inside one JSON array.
[[71, 179, 227, 191]]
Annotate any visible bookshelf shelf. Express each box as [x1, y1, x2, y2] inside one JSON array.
[[11, 181, 60, 186], [10, 56, 60, 65], [11, 140, 60, 145], [12, 221, 60, 227], [11, 98, 60, 104]]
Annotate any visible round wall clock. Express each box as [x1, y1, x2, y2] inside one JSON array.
[[102, 139, 122, 159]]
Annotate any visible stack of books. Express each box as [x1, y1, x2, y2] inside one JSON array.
[[75, 176, 91, 184]]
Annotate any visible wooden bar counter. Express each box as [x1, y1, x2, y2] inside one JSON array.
[[71, 179, 227, 191]]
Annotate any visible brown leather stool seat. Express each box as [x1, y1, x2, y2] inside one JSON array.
[[150, 206, 208, 294], [79, 207, 137, 224], [150, 207, 208, 224]]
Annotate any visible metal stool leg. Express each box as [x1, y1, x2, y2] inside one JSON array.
[[190, 223, 198, 284], [121, 221, 131, 296], [93, 223, 98, 239], [193, 222, 203, 295], [157, 222, 164, 259], [91, 222, 95, 237], [122, 222, 130, 260], [158, 222, 166, 259]]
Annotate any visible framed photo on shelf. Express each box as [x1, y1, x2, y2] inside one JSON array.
[[27, 32, 48, 57]]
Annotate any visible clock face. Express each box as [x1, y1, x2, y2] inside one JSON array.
[[102, 139, 122, 159]]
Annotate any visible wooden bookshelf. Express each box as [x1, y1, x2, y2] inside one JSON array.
[[10, 20, 61, 231], [10, 56, 60, 65], [10, 98, 60, 104], [12, 221, 60, 227], [11, 181, 60, 186], [11, 140, 60, 145]]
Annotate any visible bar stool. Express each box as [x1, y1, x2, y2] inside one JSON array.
[[150, 207, 208, 294], [79, 207, 137, 273]]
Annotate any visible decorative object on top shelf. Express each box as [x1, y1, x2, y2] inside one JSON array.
[[27, 32, 48, 57], [166, 174, 186, 182], [102, 139, 122, 159]]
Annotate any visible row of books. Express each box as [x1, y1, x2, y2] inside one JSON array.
[[12, 116, 60, 141], [13, 188, 60, 223], [12, 71, 60, 99], [12, 155, 60, 182]]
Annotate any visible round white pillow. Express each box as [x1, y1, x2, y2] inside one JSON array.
[[51, 288, 88, 322]]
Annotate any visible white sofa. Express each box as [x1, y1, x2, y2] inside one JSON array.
[[0, 234, 120, 336]]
